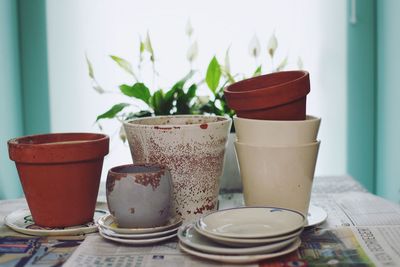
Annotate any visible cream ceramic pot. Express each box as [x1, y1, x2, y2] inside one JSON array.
[[106, 164, 172, 228], [233, 115, 320, 146], [234, 141, 320, 215], [123, 115, 231, 222]]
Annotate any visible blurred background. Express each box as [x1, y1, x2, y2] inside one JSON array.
[[1, 0, 398, 203]]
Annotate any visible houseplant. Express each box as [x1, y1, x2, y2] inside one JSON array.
[[87, 26, 300, 190]]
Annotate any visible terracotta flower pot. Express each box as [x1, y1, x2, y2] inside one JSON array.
[[224, 70, 310, 120], [123, 115, 231, 222], [8, 133, 109, 227]]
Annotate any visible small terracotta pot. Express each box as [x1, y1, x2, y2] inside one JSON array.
[[8, 133, 109, 227], [224, 71, 310, 120]]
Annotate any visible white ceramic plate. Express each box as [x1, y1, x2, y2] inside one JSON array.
[[179, 238, 301, 264], [198, 207, 305, 239], [99, 228, 177, 245], [97, 214, 182, 234], [5, 209, 108, 236], [306, 205, 328, 228], [178, 223, 297, 255], [194, 223, 303, 247], [99, 224, 179, 239]]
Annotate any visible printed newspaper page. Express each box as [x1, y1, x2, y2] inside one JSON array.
[[64, 235, 255, 267]]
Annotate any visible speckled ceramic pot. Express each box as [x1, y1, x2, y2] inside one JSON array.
[[106, 164, 172, 228], [123, 115, 231, 222], [8, 133, 109, 227]]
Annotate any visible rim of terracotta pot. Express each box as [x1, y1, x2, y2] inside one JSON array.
[[108, 163, 169, 176], [224, 71, 310, 111], [8, 132, 109, 164], [123, 115, 231, 128]]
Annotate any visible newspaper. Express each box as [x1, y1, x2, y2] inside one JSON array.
[[3, 176, 400, 266]]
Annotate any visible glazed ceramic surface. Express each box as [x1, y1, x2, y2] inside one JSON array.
[[224, 71, 310, 120], [7, 133, 109, 227], [99, 228, 177, 245], [100, 225, 178, 239], [97, 214, 182, 234], [234, 115, 320, 146], [123, 115, 231, 222], [234, 141, 320, 215], [178, 223, 297, 255], [197, 207, 305, 238], [5, 209, 107, 236], [194, 223, 303, 247], [178, 239, 302, 264], [106, 164, 173, 228], [305, 205, 328, 228]]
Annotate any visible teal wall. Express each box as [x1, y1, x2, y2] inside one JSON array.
[[0, 0, 50, 199], [376, 0, 400, 203], [347, 0, 376, 192], [0, 0, 24, 199], [19, 0, 50, 135]]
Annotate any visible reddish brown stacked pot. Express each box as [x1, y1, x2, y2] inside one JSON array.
[[8, 133, 109, 227], [224, 71, 310, 120]]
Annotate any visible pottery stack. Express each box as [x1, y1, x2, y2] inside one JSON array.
[[224, 71, 321, 216]]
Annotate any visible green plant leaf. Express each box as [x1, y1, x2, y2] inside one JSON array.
[[119, 83, 151, 105], [85, 54, 95, 79], [253, 65, 262, 77], [187, 84, 197, 99], [96, 103, 130, 121], [206, 56, 221, 93], [125, 110, 152, 120], [150, 90, 169, 115], [110, 55, 136, 78]]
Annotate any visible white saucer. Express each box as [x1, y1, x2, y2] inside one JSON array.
[[178, 223, 297, 255], [306, 205, 328, 228], [198, 207, 305, 239], [195, 222, 303, 247], [99, 224, 179, 239], [179, 238, 301, 264], [5, 209, 108, 236], [97, 214, 182, 234], [99, 228, 177, 245]]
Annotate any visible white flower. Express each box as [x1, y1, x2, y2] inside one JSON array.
[[276, 56, 288, 71], [224, 47, 231, 73], [267, 33, 278, 58], [119, 125, 127, 143], [198, 95, 210, 105], [144, 32, 154, 54], [186, 41, 198, 62], [248, 35, 261, 58], [185, 19, 194, 37], [297, 57, 304, 70]]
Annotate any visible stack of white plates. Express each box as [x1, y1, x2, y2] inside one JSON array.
[[97, 214, 182, 245], [178, 207, 305, 264]]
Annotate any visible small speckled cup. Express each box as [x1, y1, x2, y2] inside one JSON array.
[[106, 164, 173, 228]]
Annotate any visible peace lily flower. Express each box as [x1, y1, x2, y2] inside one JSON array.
[[185, 19, 194, 37], [248, 35, 261, 59], [297, 56, 304, 70], [186, 41, 198, 62], [267, 33, 278, 58], [198, 95, 210, 105], [119, 125, 127, 143], [144, 32, 155, 62], [224, 47, 231, 73]]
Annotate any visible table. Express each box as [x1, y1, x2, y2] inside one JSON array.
[[1, 176, 400, 266]]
